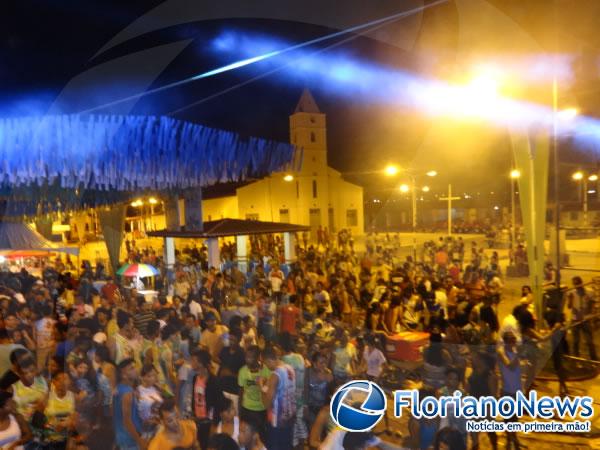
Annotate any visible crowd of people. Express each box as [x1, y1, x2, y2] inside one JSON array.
[[0, 233, 596, 450]]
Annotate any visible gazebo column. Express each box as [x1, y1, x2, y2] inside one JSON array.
[[183, 188, 203, 231], [163, 195, 180, 278], [236, 235, 248, 273], [97, 205, 126, 276], [207, 238, 220, 270], [283, 232, 296, 264], [164, 196, 180, 232]]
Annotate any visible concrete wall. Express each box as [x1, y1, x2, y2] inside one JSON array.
[[202, 196, 238, 222]]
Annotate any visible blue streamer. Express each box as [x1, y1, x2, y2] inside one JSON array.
[[0, 114, 297, 192]]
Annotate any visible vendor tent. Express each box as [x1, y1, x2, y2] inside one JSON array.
[[0, 222, 79, 256]]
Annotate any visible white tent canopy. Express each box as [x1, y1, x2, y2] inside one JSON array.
[[0, 222, 79, 256]]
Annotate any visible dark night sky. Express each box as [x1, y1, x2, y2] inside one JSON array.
[[3, 0, 600, 202]]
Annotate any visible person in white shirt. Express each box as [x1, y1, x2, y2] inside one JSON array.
[[187, 297, 203, 320], [314, 283, 332, 315], [0, 390, 30, 450], [362, 335, 387, 379], [433, 283, 448, 319], [498, 305, 523, 345], [268, 264, 284, 302]]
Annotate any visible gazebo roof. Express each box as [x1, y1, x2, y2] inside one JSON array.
[[147, 218, 310, 239]]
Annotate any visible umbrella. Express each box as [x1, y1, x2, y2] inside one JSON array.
[[116, 263, 159, 277]]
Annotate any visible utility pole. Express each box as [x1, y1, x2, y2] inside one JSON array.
[[439, 184, 460, 236], [411, 175, 417, 261], [583, 177, 589, 226], [511, 176, 516, 249]]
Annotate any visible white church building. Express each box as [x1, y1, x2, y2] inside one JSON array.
[[203, 89, 364, 237]]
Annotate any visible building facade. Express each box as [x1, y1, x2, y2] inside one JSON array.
[[204, 89, 364, 238]]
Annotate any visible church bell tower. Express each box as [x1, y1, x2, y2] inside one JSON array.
[[289, 89, 327, 175]]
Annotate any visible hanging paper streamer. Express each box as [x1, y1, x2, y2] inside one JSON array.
[[0, 115, 298, 191]]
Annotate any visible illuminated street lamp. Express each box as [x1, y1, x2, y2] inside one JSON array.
[[397, 169, 437, 260], [572, 171, 583, 181], [283, 174, 294, 182], [572, 170, 598, 226], [385, 165, 400, 177]]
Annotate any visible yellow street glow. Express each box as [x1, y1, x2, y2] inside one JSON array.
[[399, 184, 410, 193], [283, 174, 294, 182], [422, 186, 430, 192], [426, 170, 437, 177], [384, 165, 399, 176], [510, 169, 521, 179], [149, 197, 158, 204], [589, 174, 598, 182], [572, 171, 584, 181]]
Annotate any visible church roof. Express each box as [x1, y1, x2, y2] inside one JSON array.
[[294, 89, 321, 114]]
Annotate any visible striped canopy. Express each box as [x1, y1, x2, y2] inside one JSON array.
[[116, 263, 160, 277]]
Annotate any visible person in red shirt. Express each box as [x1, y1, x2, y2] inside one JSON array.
[[101, 277, 120, 305], [277, 295, 302, 336], [448, 261, 461, 284]]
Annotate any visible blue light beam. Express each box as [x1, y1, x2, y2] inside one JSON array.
[[79, 0, 448, 114], [200, 30, 600, 150]]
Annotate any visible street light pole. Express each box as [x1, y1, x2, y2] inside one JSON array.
[[583, 177, 588, 226], [511, 175, 516, 248], [510, 169, 521, 252], [448, 184, 452, 236], [411, 175, 417, 261], [572, 171, 594, 229]]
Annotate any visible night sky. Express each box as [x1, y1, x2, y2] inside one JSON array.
[[3, 0, 600, 203]]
